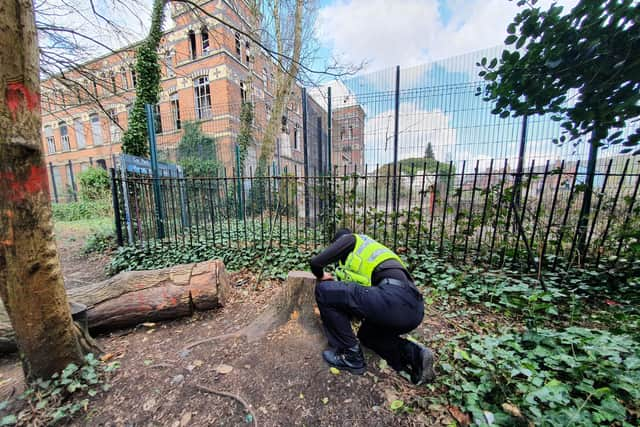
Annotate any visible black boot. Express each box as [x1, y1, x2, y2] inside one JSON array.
[[322, 345, 366, 375], [404, 341, 436, 385]]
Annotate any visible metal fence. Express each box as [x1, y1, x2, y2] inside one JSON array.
[[110, 158, 640, 269], [48, 155, 117, 203]]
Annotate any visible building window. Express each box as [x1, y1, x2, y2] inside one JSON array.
[[293, 124, 299, 150], [74, 118, 86, 148], [194, 76, 212, 119], [154, 104, 163, 134], [240, 81, 247, 103], [245, 41, 251, 63], [44, 125, 56, 153], [340, 126, 346, 140], [90, 113, 103, 145], [108, 110, 121, 144], [165, 51, 175, 77], [349, 125, 353, 139], [235, 32, 241, 55], [110, 72, 117, 93], [131, 68, 137, 88], [201, 27, 209, 54], [59, 122, 70, 151], [170, 93, 181, 130], [75, 86, 82, 104], [120, 67, 128, 90], [92, 79, 98, 97], [189, 30, 197, 59]]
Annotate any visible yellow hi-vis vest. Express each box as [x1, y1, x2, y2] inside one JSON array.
[[335, 234, 405, 287]]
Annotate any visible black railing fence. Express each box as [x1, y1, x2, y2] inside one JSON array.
[[110, 156, 640, 270]]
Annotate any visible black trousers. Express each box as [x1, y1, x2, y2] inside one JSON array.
[[315, 279, 424, 371]]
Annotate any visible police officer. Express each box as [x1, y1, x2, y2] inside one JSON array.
[[310, 228, 435, 385]]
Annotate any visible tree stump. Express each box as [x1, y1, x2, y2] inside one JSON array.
[[0, 259, 230, 353], [184, 271, 323, 350], [242, 271, 321, 342]]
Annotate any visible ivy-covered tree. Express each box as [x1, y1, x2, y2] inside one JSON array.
[[237, 102, 255, 174], [478, 0, 639, 259], [121, 0, 166, 157], [177, 121, 220, 177]]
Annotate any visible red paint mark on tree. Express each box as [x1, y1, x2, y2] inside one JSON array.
[[0, 165, 50, 202], [6, 82, 40, 120]]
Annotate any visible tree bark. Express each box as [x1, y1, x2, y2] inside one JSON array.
[[0, 259, 231, 353], [0, 0, 88, 380]]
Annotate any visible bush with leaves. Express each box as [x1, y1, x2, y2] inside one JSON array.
[[0, 354, 119, 426], [77, 167, 110, 201]]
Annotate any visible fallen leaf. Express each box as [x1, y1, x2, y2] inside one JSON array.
[[329, 367, 340, 375], [215, 364, 233, 374], [502, 403, 523, 418], [143, 397, 157, 411], [299, 393, 304, 399], [321, 397, 329, 405], [143, 359, 153, 366], [378, 359, 388, 371], [390, 400, 404, 411], [448, 406, 471, 427], [142, 322, 156, 328], [180, 411, 192, 427], [193, 360, 204, 367], [290, 310, 299, 321], [100, 353, 114, 362]]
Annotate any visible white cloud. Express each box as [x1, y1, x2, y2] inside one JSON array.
[[364, 103, 456, 165], [318, 0, 579, 72]]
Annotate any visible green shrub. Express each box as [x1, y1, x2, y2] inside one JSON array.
[[440, 327, 640, 426], [77, 167, 110, 201], [52, 199, 112, 222]]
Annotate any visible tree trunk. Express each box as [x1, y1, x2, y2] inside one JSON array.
[[0, 0, 88, 380], [0, 259, 231, 353]]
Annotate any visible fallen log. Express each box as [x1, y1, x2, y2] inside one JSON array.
[[0, 259, 230, 354]]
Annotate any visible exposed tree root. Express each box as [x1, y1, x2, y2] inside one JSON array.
[[192, 383, 257, 427]]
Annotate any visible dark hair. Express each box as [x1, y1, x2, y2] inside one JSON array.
[[333, 228, 352, 242]]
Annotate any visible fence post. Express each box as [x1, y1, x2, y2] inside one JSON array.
[[302, 87, 310, 227], [327, 86, 332, 175], [68, 160, 78, 202], [235, 144, 244, 219], [145, 103, 165, 239], [392, 65, 400, 212], [49, 162, 59, 203], [110, 168, 124, 246], [514, 114, 528, 209], [576, 132, 599, 262]]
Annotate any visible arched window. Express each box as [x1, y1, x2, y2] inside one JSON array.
[[188, 30, 197, 59], [201, 27, 209, 54], [194, 76, 212, 119]]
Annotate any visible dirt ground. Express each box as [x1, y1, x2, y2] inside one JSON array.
[[0, 222, 506, 426]]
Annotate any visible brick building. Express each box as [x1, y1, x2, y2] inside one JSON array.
[[39, 0, 362, 201]]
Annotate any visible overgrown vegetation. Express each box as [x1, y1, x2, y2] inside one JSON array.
[[52, 199, 111, 222], [0, 354, 119, 426], [440, 328, 639, 426]]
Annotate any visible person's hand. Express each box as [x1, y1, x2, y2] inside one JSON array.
[[321, 272, 333, 281]]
